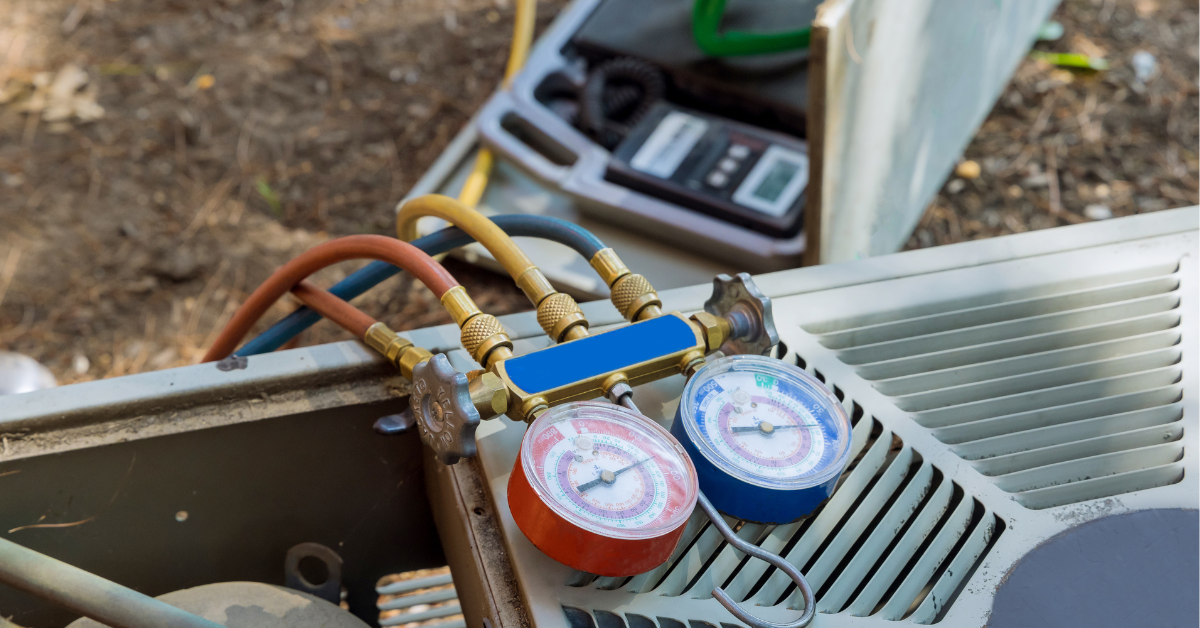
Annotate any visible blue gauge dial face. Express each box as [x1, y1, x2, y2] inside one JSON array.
[[686, 363, 847, 486]]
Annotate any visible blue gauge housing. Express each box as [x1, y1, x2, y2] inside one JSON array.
[[671, 354, 852, 524]]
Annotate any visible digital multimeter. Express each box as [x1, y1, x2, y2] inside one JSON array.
[[607, 103, 809, 238]]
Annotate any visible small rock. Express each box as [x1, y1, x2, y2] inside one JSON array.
[[3, 172, 24, 187], [389, 67, 404, 82], [1132, 51, 1157, 82], [1037, 21, 1064, 41], [1007, 185, 1024, 199], [1137, 197, 1169, 212], [946, 179, 966, 194], [153, 250, 200, 282], [1083, 204, 1113, 220], [1021, 173, 1049, 188], [955, 160, 981, 179], [72, 354, 90, 375]]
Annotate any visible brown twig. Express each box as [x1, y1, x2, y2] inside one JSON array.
[[1046, 144, 1061, 215], [0, 243, 24, 310], [1028, 93, 1057, 140], [9, 455, 136, 534], [181, 175, 235, 240]]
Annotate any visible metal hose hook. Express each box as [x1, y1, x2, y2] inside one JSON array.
[[612, 395, 815, 628], [696, 493, 816, 628]]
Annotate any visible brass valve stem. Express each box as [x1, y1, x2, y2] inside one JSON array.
[[364, 322, 433, 380], [442, 286, 514, 368], [590, 248, 662, 321]]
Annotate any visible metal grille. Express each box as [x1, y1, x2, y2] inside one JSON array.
[[563, 396, 1002, 624], [377, 567, 465, 628], [804, 263, 1186, 509]]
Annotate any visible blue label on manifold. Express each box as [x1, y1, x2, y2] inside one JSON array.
[[504, 315, 697, 394]]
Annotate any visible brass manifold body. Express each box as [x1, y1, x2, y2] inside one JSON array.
[[476, 306, 747, 424]]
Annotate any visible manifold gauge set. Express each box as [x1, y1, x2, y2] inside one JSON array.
[[414, 271, 847, 627], [406, 270, 846, 627]]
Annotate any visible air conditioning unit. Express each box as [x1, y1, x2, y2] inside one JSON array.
[[426, 206, 1198, 628], [1, 208, 1194, 627]]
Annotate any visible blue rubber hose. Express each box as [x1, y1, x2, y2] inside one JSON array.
[[237, 215, 607, 356]]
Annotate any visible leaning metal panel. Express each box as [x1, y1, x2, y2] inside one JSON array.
[[469, 208, 1198, 628]]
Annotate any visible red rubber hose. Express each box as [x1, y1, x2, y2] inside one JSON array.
[[290, 280, 376, 339], [203, 235, 458, 362]]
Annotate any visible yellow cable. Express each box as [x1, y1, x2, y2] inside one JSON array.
[[457, 147, 494, 209], [457, 0, 535, 209], [502, 0, 537, 90]]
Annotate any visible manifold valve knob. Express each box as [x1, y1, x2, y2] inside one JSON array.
[[410, 354, 481, 465], [704, 273, 779, 356]]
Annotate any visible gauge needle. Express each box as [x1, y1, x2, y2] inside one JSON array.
[[730, 422, 818, 434], [575, 457, 651, 494]]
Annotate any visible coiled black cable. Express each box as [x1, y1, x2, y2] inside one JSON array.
[[579, 57, 665, 149]]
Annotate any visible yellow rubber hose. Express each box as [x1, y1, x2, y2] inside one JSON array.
[[397, 194, 589, 342], [458, 0, 536, 209]]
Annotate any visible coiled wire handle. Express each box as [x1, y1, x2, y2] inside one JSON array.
[[613, 393, 815, 628], [696, 493, 815, 628]]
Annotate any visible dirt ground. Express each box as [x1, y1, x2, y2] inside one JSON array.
[[0, 0, 1196, 385], [907, 0, 1198, 247]]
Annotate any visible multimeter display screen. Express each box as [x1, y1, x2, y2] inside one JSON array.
[[753, 159, 801, 202], [731, 145, 809, 218], [607, 103, 808, 238]]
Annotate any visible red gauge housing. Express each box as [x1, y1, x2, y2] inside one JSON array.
[[508, 402, 698, 577]]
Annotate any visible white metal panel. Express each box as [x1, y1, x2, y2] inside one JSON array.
[[811, 0, 1060, 262]]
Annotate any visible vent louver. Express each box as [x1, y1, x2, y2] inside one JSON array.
[[806, 264, 1186, 509], [562, 394, 1003, 625]]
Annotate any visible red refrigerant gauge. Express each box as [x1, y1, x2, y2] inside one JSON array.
[[508, 401, 699, 577]]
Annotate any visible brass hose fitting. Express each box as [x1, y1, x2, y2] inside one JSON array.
[[518, 266, 589, 342], [364, 322, 433, 380], [590, 248, 662, 321], [537, 292, 589, 342], [442, 286, 514, 367]]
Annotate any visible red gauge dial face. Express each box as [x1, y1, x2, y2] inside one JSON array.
[[521, 402, 697, 539]]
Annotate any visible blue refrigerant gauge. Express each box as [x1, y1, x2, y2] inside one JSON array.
[[671, 354, 852, 524]]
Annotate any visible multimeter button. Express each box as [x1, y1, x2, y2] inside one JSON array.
[[717, 158, 740, 173], [727, 144, 751, 159], [706, 171, 729, 187]]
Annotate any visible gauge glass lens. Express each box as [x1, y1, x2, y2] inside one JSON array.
[[521, 401, 697, 539], [680, 354, 851, 490]]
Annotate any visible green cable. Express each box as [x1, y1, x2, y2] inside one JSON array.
[[692, 0, 811, 57]]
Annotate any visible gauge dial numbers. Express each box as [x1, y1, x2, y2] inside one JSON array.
[[509, 402, 698, 577], [673, 354, 852, 524], [693, 371, 832, 480]]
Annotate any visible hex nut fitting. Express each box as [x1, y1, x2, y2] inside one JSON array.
[[468, 371, 509, 418], [690, 311, 732, 353]]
